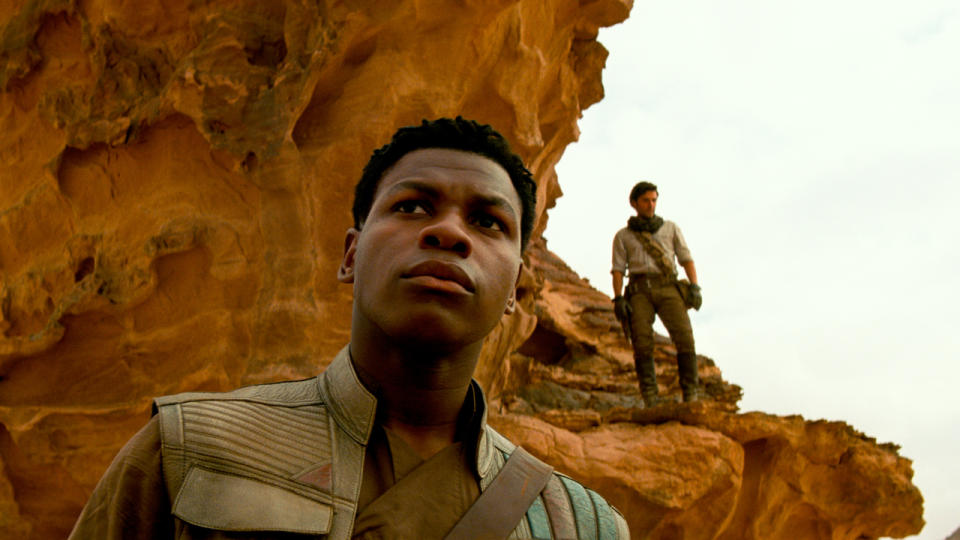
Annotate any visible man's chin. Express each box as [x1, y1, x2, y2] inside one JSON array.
[[391, 332, 473, 357], [387, 315, 489, 353]]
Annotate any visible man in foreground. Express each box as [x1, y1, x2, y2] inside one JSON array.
[[70, 117, 629, 539], [611, 181, 702, 406]]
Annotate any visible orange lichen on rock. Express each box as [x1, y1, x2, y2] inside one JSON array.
[[0, 1, 923, 539]]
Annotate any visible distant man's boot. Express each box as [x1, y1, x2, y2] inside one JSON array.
[[635, 355, 660, 407], [678, 352, 701, 402]]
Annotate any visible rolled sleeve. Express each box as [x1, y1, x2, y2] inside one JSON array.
[[672, 225, 693, 264], [611, 232, 628, 274]]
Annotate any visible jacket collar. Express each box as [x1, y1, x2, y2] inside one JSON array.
[[316, 346, 378, 445], [317, 345, 497, 479], [474, 383, 497, 480]]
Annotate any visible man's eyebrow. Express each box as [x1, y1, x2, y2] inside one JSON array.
[[383, 180, 441, 199], [383, 180, 519, 221], [471, 193, 518, 222]]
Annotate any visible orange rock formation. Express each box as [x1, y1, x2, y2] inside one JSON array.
[[0, 1, 922, 539]]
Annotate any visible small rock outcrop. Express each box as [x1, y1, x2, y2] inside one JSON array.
[[0, 1, 922, 539]]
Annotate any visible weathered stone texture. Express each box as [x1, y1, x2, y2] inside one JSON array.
[[0, 1, 923, 539]]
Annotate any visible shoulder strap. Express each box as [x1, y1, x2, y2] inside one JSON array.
[[634, 230, 676, 277], [444, 447, 553, 540]]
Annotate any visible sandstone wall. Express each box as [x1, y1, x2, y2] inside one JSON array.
[[0, 1, 923, 539]]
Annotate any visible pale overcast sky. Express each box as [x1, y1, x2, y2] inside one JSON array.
[[549, 1, 959, 538]]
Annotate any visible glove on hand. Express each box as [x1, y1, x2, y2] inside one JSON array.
[[613, 295, 632, 321], [689, 283, 703, 310]]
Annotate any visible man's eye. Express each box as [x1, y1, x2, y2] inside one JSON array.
[[473, 214, 503, 231], [395, 201, 428, 214]]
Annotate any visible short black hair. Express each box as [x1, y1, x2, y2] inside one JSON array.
[[629, 181, 658, 202], [353, 117, 537, 250]]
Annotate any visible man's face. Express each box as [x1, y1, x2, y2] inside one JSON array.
[[630, 190, 658, 218], [338, 148, 524, 349]]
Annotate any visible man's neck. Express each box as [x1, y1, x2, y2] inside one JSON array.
[[349, 336, 481, 460]]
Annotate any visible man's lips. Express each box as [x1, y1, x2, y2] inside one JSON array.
[[402, 260, 475, 293]]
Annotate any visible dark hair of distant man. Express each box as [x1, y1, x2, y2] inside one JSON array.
[[629, 181, 658, 203]]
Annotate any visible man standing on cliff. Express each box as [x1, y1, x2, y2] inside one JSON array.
[[69, 117, 629, 539], [612, 181, 702, 406]]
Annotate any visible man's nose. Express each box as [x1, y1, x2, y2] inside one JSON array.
[[419, 212, 472, 257]]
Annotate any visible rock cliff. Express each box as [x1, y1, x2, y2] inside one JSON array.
[[0, 1, 923, 539]]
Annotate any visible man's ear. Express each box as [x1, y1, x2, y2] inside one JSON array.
[[337, 228, 360, 283], [504, 264, 523, 315]]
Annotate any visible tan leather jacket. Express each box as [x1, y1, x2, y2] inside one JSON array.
[[154, 346, 629, 539]]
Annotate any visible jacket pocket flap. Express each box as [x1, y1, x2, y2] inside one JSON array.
[[173, 467, 332, 534]]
